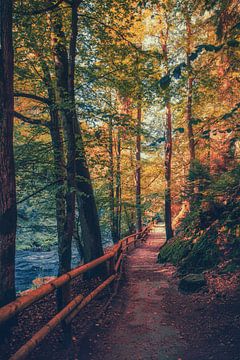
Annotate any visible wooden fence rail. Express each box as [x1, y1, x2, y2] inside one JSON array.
[[0, 223, 153, 360]]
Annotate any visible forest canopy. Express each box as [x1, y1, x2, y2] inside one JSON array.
[[0, 0, 239, 307]]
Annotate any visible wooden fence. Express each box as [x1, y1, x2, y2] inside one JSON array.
[[0, 223, 153, 360]]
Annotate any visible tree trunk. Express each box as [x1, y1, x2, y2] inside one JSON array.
[[186, 75, 195, 162], [115, 127, 121, 241], [49, 14, 76, 336], [75, 121, 105, 263], [164, 102, 174, 240], [41, 60, 68, 266], [0, 0, 17, 308], [50, 11, 76, 277], [68, 3, 105, 268], [186, 16, 195, 165], [49, 110, 67, 258], [124, 205, 135, 234], [160, 27, 174, 241], [108, 116, 118, 243], [185, 15, 198, 211], [135, 102, 142, 232]]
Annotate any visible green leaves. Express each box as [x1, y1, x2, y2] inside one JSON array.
[[159, 74, 171, 90], [190, 118, 202, 125], [174, 127, 185, 134], [227, 39, 239, 48], [201, 130, 210, 139], [156, 38, 232, 93], [173, 65, 182, 80], [189, 51, 199, 61]]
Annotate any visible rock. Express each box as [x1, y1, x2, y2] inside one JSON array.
[[32, 276, 56, 288], [179, 273, 206, 293]]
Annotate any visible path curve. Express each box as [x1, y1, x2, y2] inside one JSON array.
[[80, 224, 186, 360]]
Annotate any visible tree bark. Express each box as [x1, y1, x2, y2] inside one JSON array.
[[186, 16, 195, 164], [68, 4, 105, 267], [108, 116, 118, 243], [49, 108, 67, 260], [164, 102, 173, 240], [115, 127, 122, 241], [40, 60, 67, 265], [124, 205, 135, 234], [75, 121, 105, 265], [160, 23, 174, 241], [135, 102, 142, 232], [185, 15, 198, 211], [50, 11, 76, 279], [0, 0, 17, 308], [49, 13, 76, 332]]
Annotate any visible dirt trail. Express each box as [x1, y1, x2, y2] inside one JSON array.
[[79, 224, 186, 360], [2, 225, 240, 360], [76, 224, 240, 360]]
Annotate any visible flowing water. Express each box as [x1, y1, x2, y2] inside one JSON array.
[[15, 239, 113, 292]]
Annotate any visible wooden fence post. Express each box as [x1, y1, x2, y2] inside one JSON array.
[[108, 255, 116, 293], [57, 283, 72, 345], [109, 256, 115, 277], [134, 234, 137, 247]]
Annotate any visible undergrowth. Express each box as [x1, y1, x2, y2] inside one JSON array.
[[158, 163, 240, 274]]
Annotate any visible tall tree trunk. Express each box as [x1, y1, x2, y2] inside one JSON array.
[[75, 122, 105, 265], [49, 109, 67, 257], [186, 16, 195, 165], [50, 13, 76, 329], [186, 75, 195, 163], [185, 15, 198, 211], [164, 101, 173, 240], [69, 3, 105, 267], [124, 205, 135, 234], [160, 24, 173, 240], [41, 60, 68, 266], [50, 11, 76, 277], [115, 127, 121, 240], [0, 0, 17, 308], [108, 116, 117, 243], [135, 102, 142, 232]]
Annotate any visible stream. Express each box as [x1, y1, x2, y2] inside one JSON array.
[[16, 240, 112, 292]]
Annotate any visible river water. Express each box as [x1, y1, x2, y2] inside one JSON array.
[[16, 240, 113, 292]]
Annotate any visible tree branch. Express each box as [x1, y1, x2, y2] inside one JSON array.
[[26, 0, 65, 15], [17, 180, 62, 205], [19, 0, 75, 16], [14, 111, 50, 127], [78, 13, 141, 52], [14, 92, 50, 105]]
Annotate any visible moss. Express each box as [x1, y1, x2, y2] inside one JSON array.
[[179, 231, 220, 274], [158, 165, 240, 275], [179, 273, 206, 293], [158, 238, 192, 266], [158, 227, 221, 274]]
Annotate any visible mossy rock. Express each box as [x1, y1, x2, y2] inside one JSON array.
[[179, 273, 206, 293], [179, 229, 220, 274], [158, 238, 192, 266]]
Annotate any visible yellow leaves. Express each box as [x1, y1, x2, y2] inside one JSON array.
[[14, 94, 50, 141]]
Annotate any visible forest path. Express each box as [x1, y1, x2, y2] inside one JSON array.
[[79, 224, 186, 360]]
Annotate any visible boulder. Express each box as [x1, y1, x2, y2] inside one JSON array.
[[179, 273, 206, 293], [32, 276, 56, 288]]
